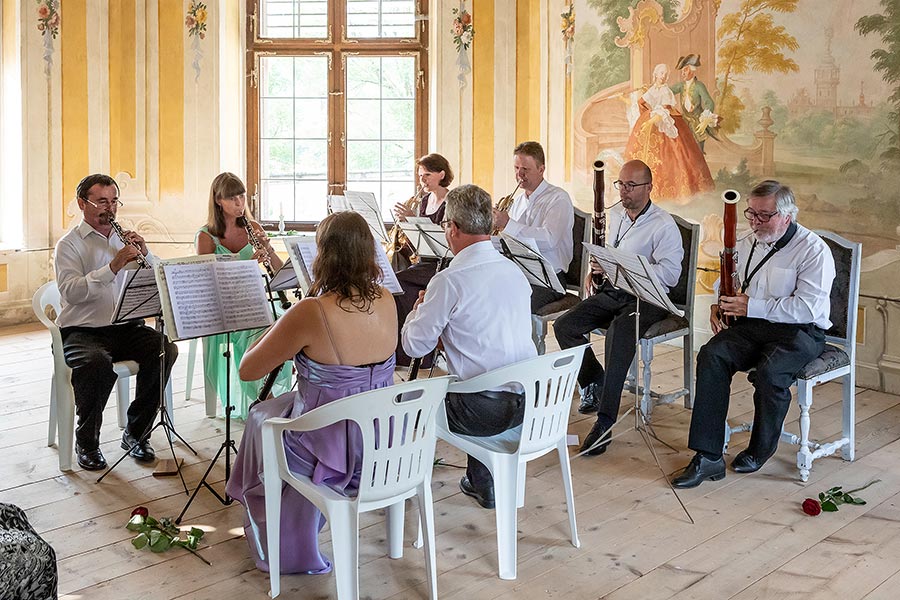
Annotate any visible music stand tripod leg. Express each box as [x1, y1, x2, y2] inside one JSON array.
[[176, 331, 238, 524], [97, 317, 196, 494]]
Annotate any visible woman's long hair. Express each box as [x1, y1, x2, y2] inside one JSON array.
[[309, 211, 383, 312], [206, 172, 254, 238]]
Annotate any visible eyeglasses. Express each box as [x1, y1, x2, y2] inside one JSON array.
[[613, 180, 651, 192], [440, 219, 452, 229], [84, 198, 124, 209], [743, 208, 780, 223]]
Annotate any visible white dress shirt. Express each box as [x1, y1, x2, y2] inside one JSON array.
[[503, 180, 574, 274], [608, 201, 683, 291], [739, 223, 835, 329], [54, 220, 154, 328], [401, 240, 537, 383]]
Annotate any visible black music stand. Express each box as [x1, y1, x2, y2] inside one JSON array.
[[98, 268, 197, 493], [494, 234, 566, 296], [574, 243, 694, 524]]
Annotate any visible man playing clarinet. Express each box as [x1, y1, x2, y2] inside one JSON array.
[[672, 180, 835, 488], [54, 174, 178, 470], [554, 159, 683, 457]]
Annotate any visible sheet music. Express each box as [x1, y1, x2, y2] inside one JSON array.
[[344, 190, 389, 243], [283, 237, 403, 295], [495, 233, 566, 294], [112, 268, 161, 323], [328, 195, 349, 214], [406, 216, 432, 225], [268, 257, 299, 292], [398, 222, 453, 259], [583, 242, 682, 316], [159, 257, 274, 340]]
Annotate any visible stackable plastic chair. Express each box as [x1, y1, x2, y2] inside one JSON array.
[[184, 337, 218, 417], [262, 376, 453, 599], [436, 346, 587, 580], [32, 281, 174, 471]]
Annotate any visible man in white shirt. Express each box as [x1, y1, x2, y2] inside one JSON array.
[[55, 174, 178, 470], [403, 184, 536, 508], [492, 141, 574, 312], [555, 160, 684, 457], [672, 180, 835, 488]]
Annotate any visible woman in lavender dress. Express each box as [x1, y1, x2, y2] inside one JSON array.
[[226, 211, 398, 574]]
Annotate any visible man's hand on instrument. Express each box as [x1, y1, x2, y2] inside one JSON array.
[[393, 202, 414, 222], [709, 303, 726, 335], [719, 293, 749, 318], [122, 230, 148, 255], [492, 209, 510, 231], [583, 257, 604, 292], [412, 290, 426, 312], [110, 245, 141, 274]]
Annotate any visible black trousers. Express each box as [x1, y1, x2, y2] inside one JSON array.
[[61, 321, 178, 451], [530, 271, 567, 314], [445, 390, 525, 491], [553, 284, 670, 424], [687, 318, 825, 459], [394, 260, 438, 367]]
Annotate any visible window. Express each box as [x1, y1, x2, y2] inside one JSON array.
[[247, 0, 428, 226]]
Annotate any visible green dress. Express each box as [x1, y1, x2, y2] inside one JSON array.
[[196, 227, 293, 419]]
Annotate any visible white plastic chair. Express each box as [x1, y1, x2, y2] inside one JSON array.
[[435, 345, 587, 580], [32, 281, 174, 471], [184, 337, 218, 417], [262, 375, 453, 599]]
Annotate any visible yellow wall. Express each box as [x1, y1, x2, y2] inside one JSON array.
[[108, 2, 136, 179], [515, 0, 541, 144], [159, 0, 185, 196], [472, 0, 495, 190], [61, 0, 88, 226]]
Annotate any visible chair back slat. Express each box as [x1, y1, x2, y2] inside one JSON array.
[[815, 231, 861, 358], [669, 215, 700, 311], [563, 209, 592, 291], [520, 357, 580, 455]]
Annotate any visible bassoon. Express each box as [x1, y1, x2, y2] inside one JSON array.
[[719, 189, 741, 326], [591, 160, 606, 290]]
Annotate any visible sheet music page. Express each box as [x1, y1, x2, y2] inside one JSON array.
[[328, 195, 349, 213], [498, 233, 566, 294], [163, 262, 226, 339], [373, 242, 403, 294], [112, 268, 161, 323], [406, 216, 432, 225], [283, 236, 317, 294], [582, 242, 682, 316], [344, 190, 389, 243], [269, 257, 299, 292], [283, 237, 402, 295], [216, 260, 275, 331]]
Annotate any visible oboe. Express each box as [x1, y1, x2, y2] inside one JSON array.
[[719, 190, 741, 326], [108, 215, 151, 269], [591, 160, 606, 291], [236, 215, 292, 311]]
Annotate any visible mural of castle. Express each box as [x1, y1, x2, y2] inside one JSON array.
[[788, 28, 875, 119]]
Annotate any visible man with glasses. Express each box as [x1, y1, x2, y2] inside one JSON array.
[[54, 174, 178, 470], [671, 180, 835, 488], [492, 141, 574, 312], [403, 185, 536, 508], [554, 160, 683, 457]]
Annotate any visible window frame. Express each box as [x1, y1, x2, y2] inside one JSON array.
[[246, 0, 429, 230]]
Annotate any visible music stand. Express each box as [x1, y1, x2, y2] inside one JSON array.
[[399, 221, 455, 271], [494, 233, 566, 296], [97, 268, 197, 493], [575, 243, 694, 524], [147, 257, 277, 523]]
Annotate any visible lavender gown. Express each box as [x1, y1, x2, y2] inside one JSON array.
[[226, 351, 396, 574]]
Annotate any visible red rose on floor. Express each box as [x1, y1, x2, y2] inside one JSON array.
[[802, 498, 821, 516], [131, 506, 149, 518]]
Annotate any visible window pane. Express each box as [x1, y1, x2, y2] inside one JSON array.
[[259, 55, 330, 222], [345, 55, 416, 220], [260, 0, 329, 39], [347, 0, 415, 39]]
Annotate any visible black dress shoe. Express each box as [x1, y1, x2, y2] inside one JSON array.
[[579, 419, 612, 456], [459, 476, 495, 509], [672, 453, 726, 489], [75, 444, 107, 471], [731, 450, 766, 473], [577, 382, 601, 414], [122, 431, 156, 463]]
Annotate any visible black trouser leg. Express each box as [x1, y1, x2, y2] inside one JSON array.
[[596, 301, 670, 424], [530, 272, 568, 314], [395, 261, 438, 367], [553, 291, 619, 388], [445, 391, 525, 491], [61, 328, 119, 451]]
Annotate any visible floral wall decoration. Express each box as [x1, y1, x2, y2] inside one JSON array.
[[36, 0, 61, 75], [562, 3, 575, 75], [185, 1, 208, 82], [451, 1, 474, 88]]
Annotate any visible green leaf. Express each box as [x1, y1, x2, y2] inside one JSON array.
[[149, 534, 173, 553], [189, 527, 204, 539], [818, 492, 826, 501], [132, 533, 149, 549], [126, 515, 145, 531], [822, 500, 839, 512], [852, 498, 867, 505]]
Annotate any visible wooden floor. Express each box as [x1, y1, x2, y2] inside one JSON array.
[[3, 321, 900, 600]]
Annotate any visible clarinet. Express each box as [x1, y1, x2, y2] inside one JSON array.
[[108, 215, 151, 269], [719, 190, 741, 326], [236, 215, 292, 310], [590, 160, 606, 291]]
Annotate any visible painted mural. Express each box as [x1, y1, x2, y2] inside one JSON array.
[[573, 0, 900, 392]]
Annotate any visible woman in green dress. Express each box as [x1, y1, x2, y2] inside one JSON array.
[[195, 172, 292, 419]]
